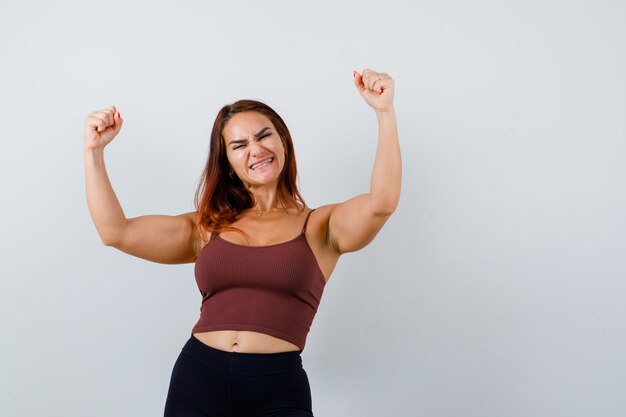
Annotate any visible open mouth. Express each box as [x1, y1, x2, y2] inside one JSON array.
[[250, 157, 274, 170]]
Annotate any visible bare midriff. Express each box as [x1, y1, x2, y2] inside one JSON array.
[[192, 330, 301, 353]]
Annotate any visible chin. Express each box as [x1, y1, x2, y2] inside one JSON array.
[[249, 174, 281, 186]]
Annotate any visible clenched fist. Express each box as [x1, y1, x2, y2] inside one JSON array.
[[83, 105, 124, 151], [353, 69, 395, 113]]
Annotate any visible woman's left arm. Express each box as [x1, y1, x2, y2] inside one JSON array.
[[327, 68, 402, 254]]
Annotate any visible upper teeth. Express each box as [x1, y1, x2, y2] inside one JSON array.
[[251, 158, 273, 170]]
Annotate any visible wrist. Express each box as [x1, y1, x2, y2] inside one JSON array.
[[375, 107, 396, 121], [84, 146, 105, 158]]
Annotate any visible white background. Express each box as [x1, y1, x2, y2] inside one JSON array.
[[1, 1, 625, 416]]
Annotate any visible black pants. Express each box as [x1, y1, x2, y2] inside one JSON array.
[[163, 334, 314, 417]]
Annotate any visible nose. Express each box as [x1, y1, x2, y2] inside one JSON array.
[[248, 140, 266, 156]]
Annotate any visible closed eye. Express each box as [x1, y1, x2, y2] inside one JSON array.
[[233, 133, 271, 149]]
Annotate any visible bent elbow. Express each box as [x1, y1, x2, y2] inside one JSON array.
[[374, 203, 398, 216], [371, 194, 400, 216], [100, 233, 121, 247], [101, 237, 116, 247]]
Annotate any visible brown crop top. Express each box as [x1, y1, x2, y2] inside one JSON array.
[[192, 208, 326, 352]]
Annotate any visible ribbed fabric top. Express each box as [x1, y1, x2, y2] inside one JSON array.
[[192, 208, 326, 352]]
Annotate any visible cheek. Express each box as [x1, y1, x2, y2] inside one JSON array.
[[227, 153, 245, 169], [275, 140, 287, 157]]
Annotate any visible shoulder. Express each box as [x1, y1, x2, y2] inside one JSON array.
[[306, 203, 338, 221], [180, 210, 200, 232], [180, 211, 215, 258], [180, 211, 197, 222], [303, 203, 339, 245]]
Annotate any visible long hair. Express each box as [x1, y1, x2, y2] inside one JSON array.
[[193, 99, 307, 244]]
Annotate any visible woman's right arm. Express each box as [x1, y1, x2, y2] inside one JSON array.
[[83, 106, 200, 264]]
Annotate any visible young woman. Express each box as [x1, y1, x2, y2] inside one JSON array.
[[83, 68, 401, 417]]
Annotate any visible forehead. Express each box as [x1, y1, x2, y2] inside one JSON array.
[[223, 111, 274, 141]]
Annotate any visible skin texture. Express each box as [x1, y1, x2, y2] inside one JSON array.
[[83, 68, 401, 353]]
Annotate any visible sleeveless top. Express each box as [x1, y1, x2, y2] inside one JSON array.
[[192, 208, 326, 352]]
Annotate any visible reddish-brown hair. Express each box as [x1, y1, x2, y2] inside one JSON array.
[[193, 99, 307, 243]]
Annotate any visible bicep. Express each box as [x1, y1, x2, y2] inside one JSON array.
[[109, 211, 199, 264], [327, 193, 394, 254]]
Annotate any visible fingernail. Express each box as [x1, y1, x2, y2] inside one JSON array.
[[117, 111, 121, 119], [353, 70, 357, 78]]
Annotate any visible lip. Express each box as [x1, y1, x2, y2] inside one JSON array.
[[249, 157, 274, 170]]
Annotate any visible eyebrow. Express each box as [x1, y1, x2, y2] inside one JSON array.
[[229, 127, 272, 146]]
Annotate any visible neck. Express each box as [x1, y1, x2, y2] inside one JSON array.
[[248, 184, 281, 212]]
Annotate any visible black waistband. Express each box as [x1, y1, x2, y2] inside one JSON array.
[[181, 334, 303, 376]]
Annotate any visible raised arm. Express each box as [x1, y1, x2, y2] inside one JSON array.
[[327, 69, 401, 254], [83, 106, 199, 264]]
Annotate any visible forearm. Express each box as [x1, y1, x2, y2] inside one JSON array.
[[369, 109, 401, 213], [83, 148, 127, 245]]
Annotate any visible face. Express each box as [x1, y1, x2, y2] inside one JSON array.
[[222, 111, 286, 187]]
